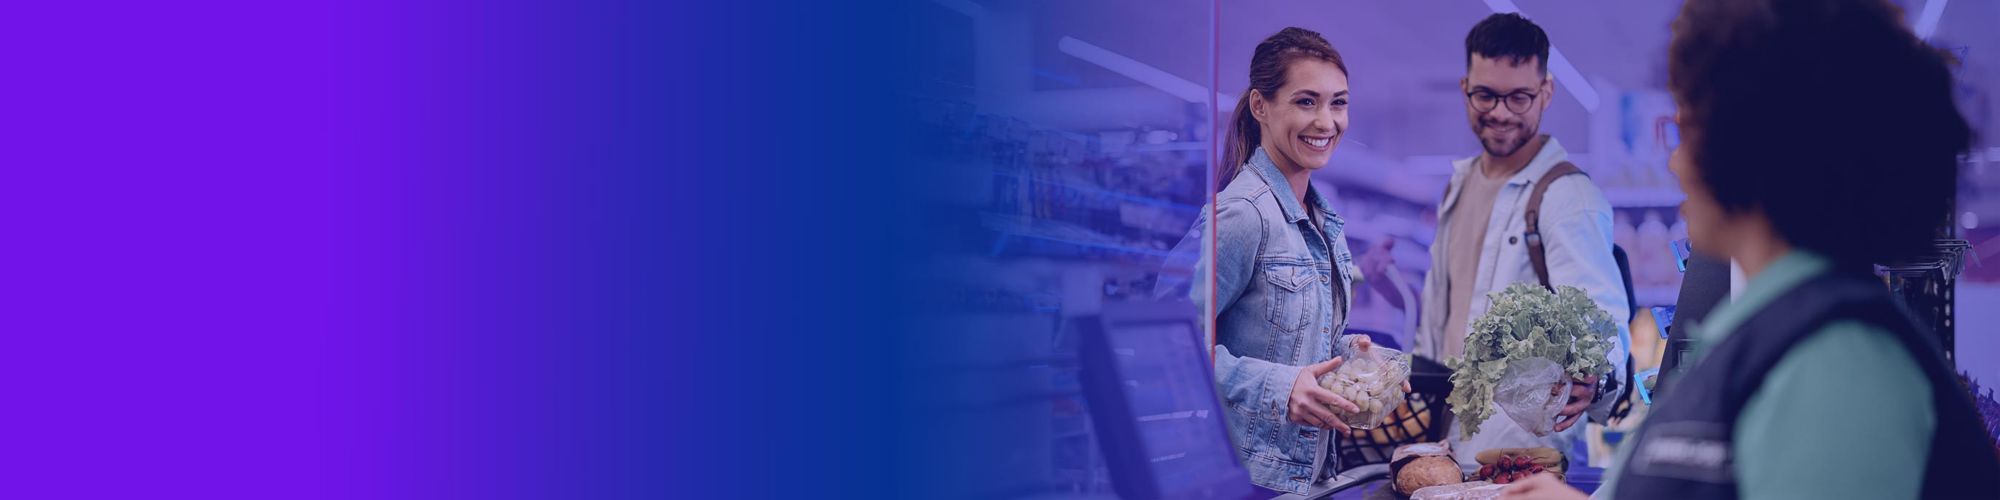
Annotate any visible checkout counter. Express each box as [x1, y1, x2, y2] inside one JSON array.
[[1267, 451, 1605, 499], [1075, 301, 1609, 499]]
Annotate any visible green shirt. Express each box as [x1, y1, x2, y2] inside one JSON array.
[[1600, 251, 1934, 499]]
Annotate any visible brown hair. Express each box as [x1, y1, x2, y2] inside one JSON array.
[[1669, 0, 1970, 268], [1220, 27, 1347, 189]]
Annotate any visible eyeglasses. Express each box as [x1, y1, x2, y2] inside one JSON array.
[[1466, 89, 1540, 114]]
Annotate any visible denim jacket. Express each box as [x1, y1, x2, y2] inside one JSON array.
[[1194, 147, 1357, 494]]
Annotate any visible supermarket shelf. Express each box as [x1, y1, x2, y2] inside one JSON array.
[[1602, 187, 1687, 208], [1118, 141, 1206, 153], [982, 212, 1176, 259], [990, 165, 1200, 214]]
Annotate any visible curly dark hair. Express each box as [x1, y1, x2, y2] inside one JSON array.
[[1466, 13, 1549, 74], [1669, 0, 1971, 268]]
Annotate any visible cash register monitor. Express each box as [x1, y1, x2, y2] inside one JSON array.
[[1077, 302, 1262, 500]]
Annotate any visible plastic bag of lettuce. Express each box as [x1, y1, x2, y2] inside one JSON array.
[[1445, 283, 1618, 439]]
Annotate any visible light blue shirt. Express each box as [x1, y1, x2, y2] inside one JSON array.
[[1421, 137, 1629, 464]]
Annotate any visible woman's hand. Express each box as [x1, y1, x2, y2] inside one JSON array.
[[1289, 357, 1359, 433], [1354, 335, 1413, 394], [1498, 472, 1588, 500]]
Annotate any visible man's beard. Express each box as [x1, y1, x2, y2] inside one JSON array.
[[1477, 120, 1537, 158]]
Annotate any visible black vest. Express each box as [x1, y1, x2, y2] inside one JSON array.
[[1612, 271, 2000, 500], [1656, 252, 1732, 396]]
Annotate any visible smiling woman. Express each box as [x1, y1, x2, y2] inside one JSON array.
[[1220, 27, 1349, 196], [1201, 26, 1374, 495]]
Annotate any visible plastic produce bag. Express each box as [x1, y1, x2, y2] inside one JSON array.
[[1493, 357, 1572, 437], [1316, 335, 1411, 430], [1411, 481, 1504, 500]]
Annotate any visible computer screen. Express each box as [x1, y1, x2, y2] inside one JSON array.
[[1079, 302, 1259, 500]]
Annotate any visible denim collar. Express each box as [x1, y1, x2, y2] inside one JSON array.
[[1246, 147, 1342, 227]]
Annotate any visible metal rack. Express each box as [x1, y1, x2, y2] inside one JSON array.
[[1879, 239, 1970, 361]]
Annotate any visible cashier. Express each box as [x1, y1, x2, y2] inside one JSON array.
[[1503, 0, 2000, 499]]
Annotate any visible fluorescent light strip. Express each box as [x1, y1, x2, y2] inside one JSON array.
[[1482, 0, 1522, 14], [931, 0, 984, 18], [1482, 0, 1601, 113], [1058, 36, 1218, 108], [1914, 0, 1948, 40], [1547, 48, 1600, 113], [1056, 37, 1294, 113]]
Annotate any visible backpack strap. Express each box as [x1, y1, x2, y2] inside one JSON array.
[[1524, 162, 1586, 290], [1522, 162, 1629, 413]]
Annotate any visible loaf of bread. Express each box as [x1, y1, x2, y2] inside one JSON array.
[[1390, 442, 1464, 496]]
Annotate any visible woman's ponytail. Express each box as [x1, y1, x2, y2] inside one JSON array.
[[1217, 27, 1346, 192]]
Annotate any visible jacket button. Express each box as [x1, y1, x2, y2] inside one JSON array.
[[1320, 274, 1329, 282], [1509, 236, 1519, 244]]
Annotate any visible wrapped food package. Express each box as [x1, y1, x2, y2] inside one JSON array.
[[1316, 335, 1412, 430], [1493, 357, 1572, 437], [1390, 442, 1464, 496], [1471, 447, 1566, 484], [1410, 481, 1504, 500]]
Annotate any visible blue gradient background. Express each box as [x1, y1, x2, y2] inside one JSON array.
[[2, 0, 932, 498], [17, 1, 1987, 498]]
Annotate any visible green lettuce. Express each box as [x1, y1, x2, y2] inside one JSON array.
[[1445, 283, 1618, 439]]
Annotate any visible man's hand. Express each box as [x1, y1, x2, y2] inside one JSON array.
[[1359, 237, 1396, 278], [1551, 374, 1600, 432], [1358, 238, 1408, 310]]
